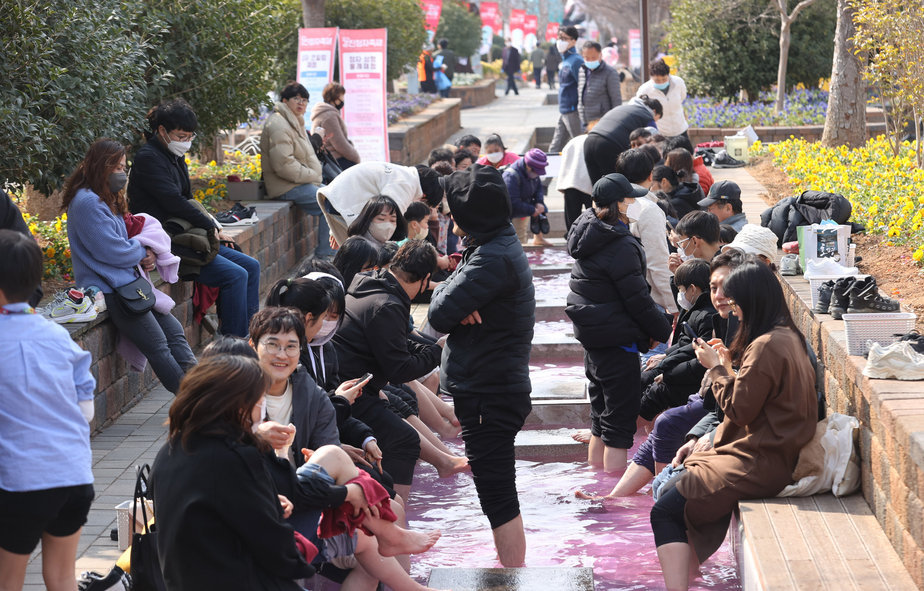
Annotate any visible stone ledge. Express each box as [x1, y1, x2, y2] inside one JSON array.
[[448, 79, 496, 108], [781, 272, 924, 587], [689, 121, 888, 146], [388, 98, 461, 165]]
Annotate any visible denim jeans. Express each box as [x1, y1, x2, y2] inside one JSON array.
[[103, 294, 196, 393], [196, 245, 260, 337], [279, 183, 335, 257]]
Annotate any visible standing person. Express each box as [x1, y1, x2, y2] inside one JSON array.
[[566, 174, 672, 474], [262, 81, 335, 259], [548, 26, 583, 153], [578, 41, 622, 129], [501, 39, 521, 96], [418, 46, 436, 94], [433, 39, 456, 83], [0, 230, 96, 591], [502, 149, 550, 246], [433, 53, 453, 98], [557, 132, 594, 232], [129, 99, 261, 338], [636, 58, 689, 139], [545, 43, 561, 90], [68, 139, 196, 393], [529, 44, 545, 88], [428, 164, 535, 567], [651, 261, 817, 590], [583, 95, 662, 184], [311, 82, 361, 171]]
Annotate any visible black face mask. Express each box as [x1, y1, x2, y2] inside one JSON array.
[[334, 100, 344, 110], [416, 275, 430, 299]]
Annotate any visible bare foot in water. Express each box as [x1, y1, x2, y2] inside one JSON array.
[[531, 236, 553, 246], [571, 429, 592, 444], [437, 455, 470, 478], [377, 528, 441, 557]]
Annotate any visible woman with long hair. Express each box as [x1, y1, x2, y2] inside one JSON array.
[[650, 260, 817, 590], [333, 236, 381, 290], [347, 195, 407, 248], [64, 139, 195, 393], [151, 356, 315, 590]]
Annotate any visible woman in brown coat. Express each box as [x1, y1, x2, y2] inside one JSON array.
[[650, 260, 817, 590], [310, 82, 361, 171]]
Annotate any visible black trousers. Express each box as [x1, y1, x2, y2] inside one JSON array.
[[563, 188, 593, 232], [350, 394, 421, 486], [650, 482, 688, 547], [583, 133, 625, 186], [585, 346, 641, 449], [505, 72, 519, 95], [453, 393, 531, 529]]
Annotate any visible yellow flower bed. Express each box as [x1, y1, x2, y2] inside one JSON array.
[[761, 137, 924, 262], [22, 211, 73, 280], [186, 151, 262, 210]]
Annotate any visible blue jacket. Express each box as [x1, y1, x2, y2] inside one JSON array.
[[558, 47, 583, 114], [502, 159, 545, 219]]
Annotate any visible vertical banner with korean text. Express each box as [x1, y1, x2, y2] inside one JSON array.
[[628, 29, 642, 71], [545, 22, 560, 43], [297, 28, 339, 114], [480, 2, 498, 56], [523, 14, 538, 51], [339, 29, 389, 162], [509, 9, 525, 48], [420, 0, 442, 45]]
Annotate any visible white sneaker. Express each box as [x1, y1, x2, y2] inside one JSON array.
[[864, 341, 924, 380], [804, 258, 858, 278], [42, 288, 98, 324]]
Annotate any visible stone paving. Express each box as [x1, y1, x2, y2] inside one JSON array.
[[23, 85, 774, 587]]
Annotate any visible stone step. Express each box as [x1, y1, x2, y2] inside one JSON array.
[[536, 303, 567, 323], [530, 339, 583, 366], [531, 263, 571, 277], [526, 398, 591, 427], [514, 427, 587, 460], [428, 566, 594, 591]]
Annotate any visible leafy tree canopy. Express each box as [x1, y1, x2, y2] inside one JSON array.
[[435, 0, 483, 58]]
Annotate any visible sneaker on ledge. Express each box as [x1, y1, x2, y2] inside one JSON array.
[[215, 202, 259, 226], [779, 254, 800, 276], [863, 341, 924, 380], [42, 288, 98, 324], [712, 150, 745, 169]]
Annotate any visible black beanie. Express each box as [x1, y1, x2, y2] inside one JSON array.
[[415, 164, 443, 207], [446, 164, 511, 239]]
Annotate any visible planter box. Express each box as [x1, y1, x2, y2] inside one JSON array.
[[688, 119, 888, 146], [448, 78, 496, 108], [388, 98, 461, 165]]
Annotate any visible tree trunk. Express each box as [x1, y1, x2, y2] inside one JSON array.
[[774, 20, 791, 115], [821, 0, 866, 148], [301, 0, 325, 28]]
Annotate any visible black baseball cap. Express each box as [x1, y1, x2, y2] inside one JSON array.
[[698, 180, 742, 208]]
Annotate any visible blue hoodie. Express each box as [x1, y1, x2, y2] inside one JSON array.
[[558, 46, 584, 114]]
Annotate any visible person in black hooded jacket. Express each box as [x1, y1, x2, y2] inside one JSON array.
[[567, 173, 673, 475], [428, 163, 535, 568]]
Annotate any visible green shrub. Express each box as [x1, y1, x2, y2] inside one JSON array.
[[435, 0, 482, 57]]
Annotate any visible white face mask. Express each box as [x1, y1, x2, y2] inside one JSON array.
[[678, 237, 695, 262], [486, 151, 504, 164], [310, 319, 338, 345], [369, 220, 396, 242], [625, 201, 642, 223], [676, 289, 694, 311], [556, 40, 571, 53], [161, 130, 192, 157], [413, 223, 429, 240]]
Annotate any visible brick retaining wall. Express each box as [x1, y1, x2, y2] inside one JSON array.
[[448, 79, 496, 108], [388, 99, 461, 164], [689, 122, 888, 146], [70, 201, 317, 431], [781, 274, 924, 586]]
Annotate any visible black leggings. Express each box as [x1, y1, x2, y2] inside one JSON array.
[[454, 394, 531, 529], [650, 484, 688, 547], [563, 188, 593, 232], [350, 394, 421, 486]]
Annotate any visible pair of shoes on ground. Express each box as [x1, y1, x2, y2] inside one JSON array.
[[864, 340, 924, 380], [814, 276, 900, 319], [215, 202, 259, 226], [712, 149, 745, 169], [41, 287, 102, 324], [78, 567, 131, 591]]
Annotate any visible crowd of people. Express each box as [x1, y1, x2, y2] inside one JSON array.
[[0, 45, 822, 591]]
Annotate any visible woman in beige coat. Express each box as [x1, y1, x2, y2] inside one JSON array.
[[260, 82, 334, 257], [310, 82, 361, 171], [650, 260, 817, 590]]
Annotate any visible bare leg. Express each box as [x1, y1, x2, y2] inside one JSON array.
[[0, 546, 29, 591], [531, 233, 552, 246], [656, 542, 692, 591], [492, 514, 526, 567], [416, 382, 459, 428], [41, 530, 81, 591], [571, 429, 592, 444], [394, 483, 411, 506], [420, 372, 441, 398], [605, 462, 655, 497], [407, 415, 455, 456], [345, 533, 440, 591], [390, 499, 410, 571], [603, 446, 628, 474], [415, 425, 469, 478], [588, 435, 605, 467], [408, 381, 460, 439]]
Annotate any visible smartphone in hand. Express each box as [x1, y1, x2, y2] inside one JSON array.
[[681, 321, 698, 342]]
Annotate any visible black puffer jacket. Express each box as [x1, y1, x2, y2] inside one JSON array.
[[655, 292, 716, 388], [760, 190, 853, 246], [587, 98, 657, 154], [669, 181, 706, 220], [429, 164, 535, 397], [566, 208, 672, 351]]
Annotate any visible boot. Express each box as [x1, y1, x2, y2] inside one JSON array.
[[814, 280, 835, 314], [847, 278, 900, 313], [829, 276, 857, 320], [846, 276, 877, 312]]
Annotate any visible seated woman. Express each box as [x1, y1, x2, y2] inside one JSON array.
[[65, 139, 196, 394], [261, 81, 334, 258], [128, 99, 261, 338], [662, 149, 705, 219], [311, 82, 361, 171], [650, 259, 817, 590], [474, 133, 519, 169], [150, 356, 316, 589], [502, 148, 550, 246], [347, 196, 408, 250], [333, 236, 380, 290]]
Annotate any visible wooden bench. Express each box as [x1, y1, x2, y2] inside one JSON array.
[[737, 494, 918, 590]]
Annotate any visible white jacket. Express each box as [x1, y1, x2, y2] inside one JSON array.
[[637, 75, 689, 137], [631, 192, 677, 313], [316, 162, 422, 226], [556, 134, 594, 195]]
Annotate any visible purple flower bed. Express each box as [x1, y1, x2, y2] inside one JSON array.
[[685, 88, 828, 128], [387, 93, 439, 125]]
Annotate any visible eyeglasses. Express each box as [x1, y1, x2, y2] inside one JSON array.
[[292, 98, 309, 105], [259, 340, 301, 357], [168, 131, 196, 143], [677, 237, 692, 251]]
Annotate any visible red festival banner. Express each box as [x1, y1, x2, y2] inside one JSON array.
[[297, 28, 338, 113], [509, 9, 525, 46], [339, 29, 389, 162], [480, 2, 498, 35], [524, 14, 538, 38], [420, 0, 442, 42], [545, 22, 560, 42]]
